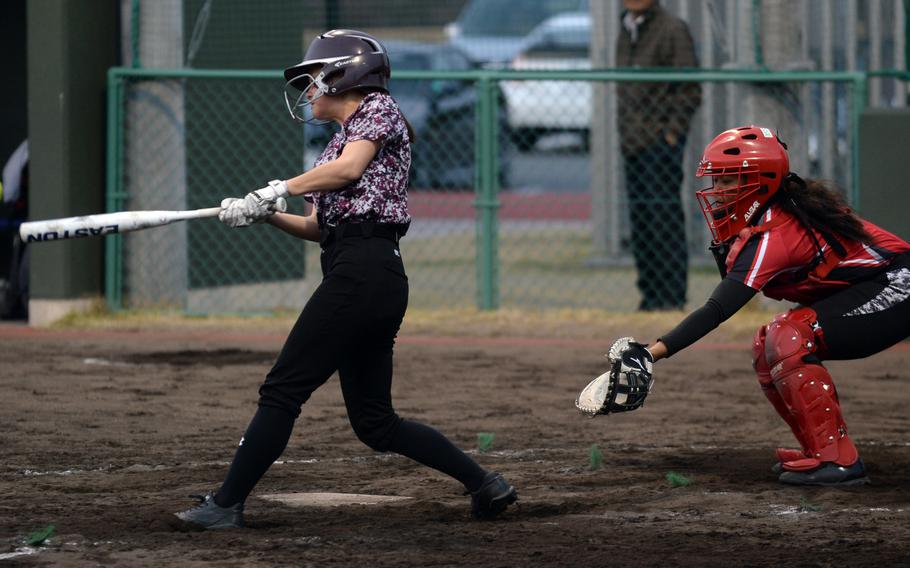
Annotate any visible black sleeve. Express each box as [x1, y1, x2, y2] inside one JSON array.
[[658, 278, 758, 357]]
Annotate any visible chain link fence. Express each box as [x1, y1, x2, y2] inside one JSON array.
[[109, 0, 907, 313], [107, 67, 874, 313]]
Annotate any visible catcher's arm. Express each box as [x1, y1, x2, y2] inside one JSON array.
[[575, 337, 655, 417]]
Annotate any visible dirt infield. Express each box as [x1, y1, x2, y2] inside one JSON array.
[[2, 318, 910, 566]]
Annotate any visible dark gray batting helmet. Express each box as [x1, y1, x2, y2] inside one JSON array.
[[283, 29, 391, 122]]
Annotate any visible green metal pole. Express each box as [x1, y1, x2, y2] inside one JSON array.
[[130, 0, 142, 69], [905, 0, 910, 105], [851, 75, 868, 211], [105, 69, 126, 310], [751, 0, 764, 69], [474, 76, 500, 310]]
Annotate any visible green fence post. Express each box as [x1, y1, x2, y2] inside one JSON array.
[[851, 75, 868, 210], [474, 75, 500, 310], [906, 0, 910, 106], [105, 68, 125, 311]]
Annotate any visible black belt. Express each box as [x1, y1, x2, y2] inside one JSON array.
[[320, 221, 409, 247]]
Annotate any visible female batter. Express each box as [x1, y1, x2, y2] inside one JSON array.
[[589, 125, 910, 486], [174, 29, 516, 529]]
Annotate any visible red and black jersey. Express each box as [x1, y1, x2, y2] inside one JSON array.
[[726, 204, 910, 305]]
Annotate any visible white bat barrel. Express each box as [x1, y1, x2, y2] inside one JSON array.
[[19, 207, 221, 243]]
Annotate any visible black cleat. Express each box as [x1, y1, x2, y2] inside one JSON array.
[[778, 459, 870, 487], [470, 472, 517, 519], [171, 491, 245, 530]]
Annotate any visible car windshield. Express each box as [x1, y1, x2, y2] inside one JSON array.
[[391, 52, 431, 71], [388, 50, 435, 96], [458, 0, 587, 37]]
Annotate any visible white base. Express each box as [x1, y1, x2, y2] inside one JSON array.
[[259, 492, 413, 508], [28, 298, 96, 326]]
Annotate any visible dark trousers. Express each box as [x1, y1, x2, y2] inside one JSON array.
[[623, 138, 688, 310], [215, 228, 486, 506], [260, 231, 410, 447], [814, 252, 910, 360]]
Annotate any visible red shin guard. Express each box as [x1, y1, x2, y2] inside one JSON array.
[[761, 308, 859, 471], [753, 324, 810, 459]]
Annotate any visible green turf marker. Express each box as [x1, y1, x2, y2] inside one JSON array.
[[25, 525, 55, 546], [477, 432, 495, 453], [589, 444, 603, 470], [665, 471, 693, 487], [798, 498, 823, 513]]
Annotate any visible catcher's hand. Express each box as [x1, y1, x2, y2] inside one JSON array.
[[575, 336, 654, 417]]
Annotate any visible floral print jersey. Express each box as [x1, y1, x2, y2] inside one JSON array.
[[310, 92, 411, 226]]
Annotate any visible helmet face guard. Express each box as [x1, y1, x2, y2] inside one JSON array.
[[283, 68, 334, 123], [694, 126, 790, 243], [695, 161, 763, 243]]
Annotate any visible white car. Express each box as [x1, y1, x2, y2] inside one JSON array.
[[446, 0, 590, 67], [500, 12, 592, 150]]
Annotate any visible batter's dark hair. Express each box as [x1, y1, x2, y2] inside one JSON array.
[[778, 174, 872, 245]]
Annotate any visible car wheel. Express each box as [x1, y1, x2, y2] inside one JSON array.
[[513, 128, 540, 152]]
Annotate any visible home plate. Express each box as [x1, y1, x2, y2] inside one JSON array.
[[260, 492, 413, 508]]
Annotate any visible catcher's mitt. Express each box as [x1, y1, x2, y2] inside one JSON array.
[[575, 336, 654, 417]]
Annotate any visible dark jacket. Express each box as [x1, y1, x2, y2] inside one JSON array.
[[616, 4, 702, 156]]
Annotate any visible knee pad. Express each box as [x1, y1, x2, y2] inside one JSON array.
[[764, 307, 829, 366], [752, 324, 772, 388], [754, 321, 809, 453], [764, 308, 858, 469]]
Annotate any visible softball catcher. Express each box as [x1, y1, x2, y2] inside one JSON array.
[[173, 29, 516, 530], [578, 125, 910, 486]]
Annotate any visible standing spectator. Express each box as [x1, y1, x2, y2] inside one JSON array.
[[616, 0, 701, 311]]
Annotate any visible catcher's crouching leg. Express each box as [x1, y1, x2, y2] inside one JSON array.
[[763, 308, 868, 486], [754, 324, 811, 469]]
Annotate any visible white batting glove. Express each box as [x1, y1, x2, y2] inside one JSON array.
[[219, 197, 252, 228], [241, 179, 290, 221], [218, 196, 287, 229]]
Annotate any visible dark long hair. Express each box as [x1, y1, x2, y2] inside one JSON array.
[[777, 174, 872, 245]]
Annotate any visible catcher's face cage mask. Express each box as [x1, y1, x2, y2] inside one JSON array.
[[695, 125, 789, 243], [283, 29, 391, 123]]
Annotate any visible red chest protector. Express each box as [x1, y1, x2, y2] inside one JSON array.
[[723, 215, 846, 285]]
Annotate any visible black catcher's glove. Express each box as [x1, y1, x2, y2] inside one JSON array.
[[575, 337, 654, 416]]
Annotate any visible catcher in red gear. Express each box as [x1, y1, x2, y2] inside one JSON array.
[[579, 125, 910, 486]]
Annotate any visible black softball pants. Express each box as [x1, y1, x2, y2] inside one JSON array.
[[215, 228, 486, 506], [813, 252, 910, 360]]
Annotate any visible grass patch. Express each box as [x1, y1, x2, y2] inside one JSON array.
[[665, 471, 693, 487], [25, 525, 55, 546], [51, 303, 781, 343], [477, 432, 496, 453], [589, 444, 603, 470]]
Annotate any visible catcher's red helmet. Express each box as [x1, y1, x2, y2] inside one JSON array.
[[695, 126, 790, 243], [283, 29, 391, 122]]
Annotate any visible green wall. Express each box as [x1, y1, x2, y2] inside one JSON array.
[[27, 0, 118, 300], [858, 109, 910, 242]]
